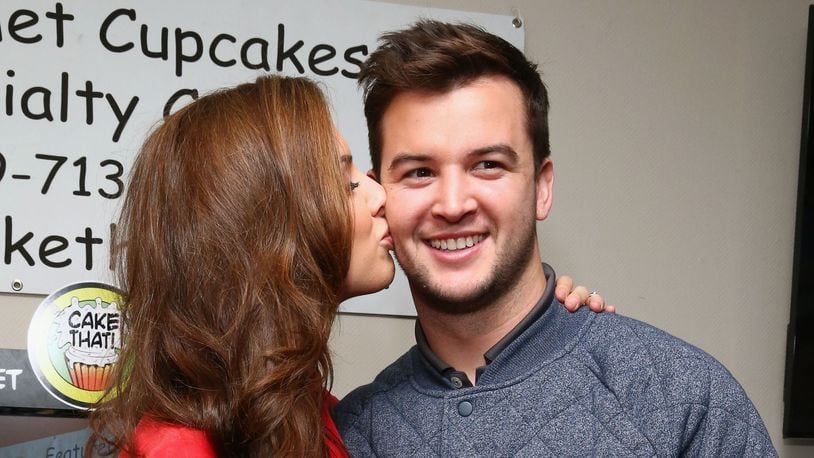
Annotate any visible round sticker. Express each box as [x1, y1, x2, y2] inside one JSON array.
[[27, 282, 124, 410]]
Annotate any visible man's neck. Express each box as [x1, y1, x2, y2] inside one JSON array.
[[414, 261, 547, 384]]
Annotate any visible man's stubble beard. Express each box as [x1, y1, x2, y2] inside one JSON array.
[[394, 217, 538, 316]]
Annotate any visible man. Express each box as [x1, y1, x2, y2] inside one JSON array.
[[334, 20, 775, 456]]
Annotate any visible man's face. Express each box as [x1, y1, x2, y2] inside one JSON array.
[[378, 75, 554, 314]]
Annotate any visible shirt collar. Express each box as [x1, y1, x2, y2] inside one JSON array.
[[415, 263, 556, 386]]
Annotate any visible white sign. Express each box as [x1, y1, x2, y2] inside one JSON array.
[[0, 0, 523, 316]]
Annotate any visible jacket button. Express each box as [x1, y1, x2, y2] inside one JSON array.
[[450, 376, 463, 388], [458, 400, 473, 417]]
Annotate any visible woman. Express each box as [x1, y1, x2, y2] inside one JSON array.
[[87, 75, 607, 457]]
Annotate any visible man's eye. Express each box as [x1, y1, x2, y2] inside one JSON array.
[[474, 160, 500, 170], [406, 168, 433, 179]]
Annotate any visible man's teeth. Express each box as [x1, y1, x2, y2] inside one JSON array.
[[430, 235, 485, 251]]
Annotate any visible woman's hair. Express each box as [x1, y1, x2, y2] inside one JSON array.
[[87, 75, 352, 457]]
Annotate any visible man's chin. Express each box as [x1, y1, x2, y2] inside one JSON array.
[[398, 254, 509, 314], [412, 280, 498, 316]]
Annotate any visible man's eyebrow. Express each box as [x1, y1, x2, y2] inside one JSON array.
[[471, 144, 519, 162], [387, 153, 431, 171], [386, 145, 519, 171]]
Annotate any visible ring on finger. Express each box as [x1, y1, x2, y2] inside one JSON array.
[[587, 291, 605, 310]]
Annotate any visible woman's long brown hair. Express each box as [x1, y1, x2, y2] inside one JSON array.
[[87, 75, 352, 456]]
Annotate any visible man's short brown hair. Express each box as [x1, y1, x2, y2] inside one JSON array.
[[359, 20, 551, 176]]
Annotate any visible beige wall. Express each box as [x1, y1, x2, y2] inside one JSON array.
[[1, 0, 812, 454]]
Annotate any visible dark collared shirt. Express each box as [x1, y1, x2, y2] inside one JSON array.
[[415, 263, 556, 388]]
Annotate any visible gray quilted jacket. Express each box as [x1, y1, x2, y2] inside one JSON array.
[[334, 278, 776, 457]]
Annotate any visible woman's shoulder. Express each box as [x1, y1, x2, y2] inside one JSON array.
[[119, 417, 217, 458], [323, 391, 350, 458]]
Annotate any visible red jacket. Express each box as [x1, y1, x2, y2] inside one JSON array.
[[122, 392, 348, 457]]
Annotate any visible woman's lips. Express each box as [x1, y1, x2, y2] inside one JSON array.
[[381, 232, 394, 250]]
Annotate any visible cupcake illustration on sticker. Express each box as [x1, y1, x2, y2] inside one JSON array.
[[28, 282, 124, 409]]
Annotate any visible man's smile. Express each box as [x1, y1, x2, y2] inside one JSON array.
[[428, 234, 487, 251]]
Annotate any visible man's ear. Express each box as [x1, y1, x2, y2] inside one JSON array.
[[367, 169, 380, 182], [535, 159, 554, 221]]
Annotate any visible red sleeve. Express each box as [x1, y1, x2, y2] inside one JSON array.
[[124, 397, 346, 458], [120, 418, 217, 458], [323, 392, 350, 458]]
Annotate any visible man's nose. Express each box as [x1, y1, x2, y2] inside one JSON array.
[[430, 172, 476, 222]]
